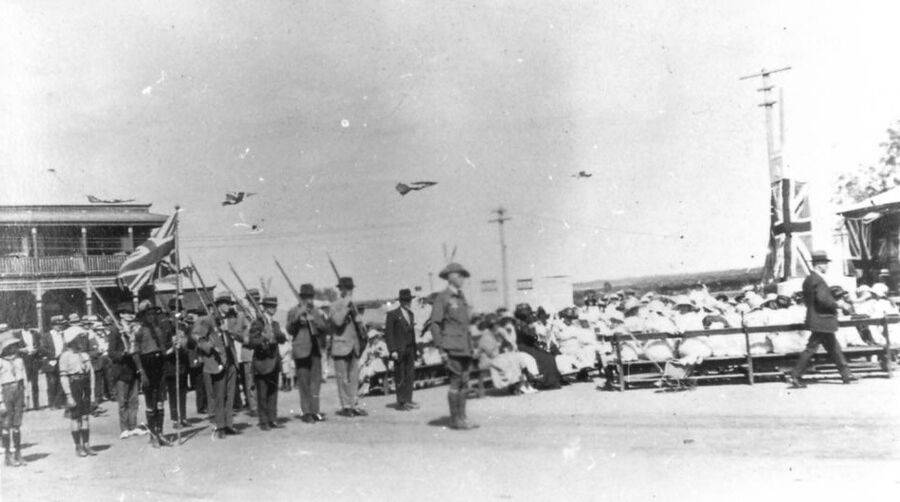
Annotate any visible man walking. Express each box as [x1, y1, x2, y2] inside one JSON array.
[[286, 284, 330, 423], [192, 293, 241, 439], [330, 277, 367, 417], [246, 296, 287, 430], [787, 250, 859, 388], [385, 289, 419, 411], [430, 263, 478, 430]]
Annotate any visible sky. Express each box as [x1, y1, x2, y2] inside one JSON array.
[[2, 0, 900, 305]]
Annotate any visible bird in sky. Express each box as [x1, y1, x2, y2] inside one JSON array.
[[395, 181, 438, 196], [571, 171, 593, 179], [222, 191, 256, 206]]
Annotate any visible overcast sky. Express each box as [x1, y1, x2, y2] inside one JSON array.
[[3, 1, 900, 303]]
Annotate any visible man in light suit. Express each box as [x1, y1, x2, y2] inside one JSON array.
[[385, 289, 419, 411], [191, 293, 242, 439], [787, 250, 859, 388], [329, 277, 367, 417], [286, 283, 330, 423]]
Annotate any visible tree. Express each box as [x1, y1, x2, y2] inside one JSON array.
[[834, 123, 900, 204]]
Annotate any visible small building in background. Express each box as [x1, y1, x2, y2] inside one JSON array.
[[838, 186, 900, 293], [0, 204, 167, 330]]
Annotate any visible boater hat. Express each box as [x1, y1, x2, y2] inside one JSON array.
[[439, 262, 470, 280], [261, 296, 278, 307]]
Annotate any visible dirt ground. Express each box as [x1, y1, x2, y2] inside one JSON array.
[[1, 376, 898, 501]]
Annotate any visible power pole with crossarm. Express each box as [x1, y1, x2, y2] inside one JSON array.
[[489, 207, 511, 310]]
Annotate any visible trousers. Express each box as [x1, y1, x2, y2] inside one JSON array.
[[115, 379, 140, 432], [792, 331, 851, 379], [255, 372, 279, 425], [140, 353, 165, 411], [165, 372, 188, 420], [295, 355, 322, 415], [332, 354, 360, 409], [241, 362, 256, 412], [210, 364, 237, 429], [446, 356, 473, 392], [393, 347, 416, 405]]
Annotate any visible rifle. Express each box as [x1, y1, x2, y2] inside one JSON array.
[[228, 262, 265, 321], [187, 262, 239, 368], [218, 278, 251, 319], [273, 257, 301, 303], [325, 253, 367, 349]]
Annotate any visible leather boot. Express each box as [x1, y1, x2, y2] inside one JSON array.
[[12, 428, 25, 466], [447, 391, 460, 428], [81, 429, 97, 456], [2, 430, 13, 466], [72, 431, 87, 457], [456, 393, 479, 430]]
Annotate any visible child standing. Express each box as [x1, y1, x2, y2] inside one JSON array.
[[0, 330, 27, 467], [59, 331, 97, 457]]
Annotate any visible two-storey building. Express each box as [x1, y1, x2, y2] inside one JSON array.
[[0, 204, 168, 330]]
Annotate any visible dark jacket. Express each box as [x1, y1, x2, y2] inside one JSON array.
[[161, 317, 195, 377], [107, 324, 138, 384], [39, 330, 66, 373], [803, 271, 839, 333], [246, 318, 287, 376], [191, 314, 240, 374], [286, 305, 330, 359], [429, 287, 473, 357], [385, 306, 416, 353]]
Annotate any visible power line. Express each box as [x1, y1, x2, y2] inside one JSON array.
[[488, 207, 511, 310]]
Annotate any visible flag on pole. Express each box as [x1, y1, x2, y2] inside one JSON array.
[[844, 216, 875, 260], [763, 178, 813, 282], [117, 212, 177, 294]]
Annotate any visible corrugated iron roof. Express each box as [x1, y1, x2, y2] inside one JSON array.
[[0, 204, 168, 226]]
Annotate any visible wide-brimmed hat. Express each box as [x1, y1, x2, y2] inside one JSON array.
[[621, 297, 641, 314], [871, 283, 889, 298], [261, 296, 278, 307], [214, 292, 234, 305], [67, 313, 81, 324], [398, 289, 415, 302], [439, 262, 470, 280], [810, 250, 831, 263], [337, 277, 355, 290], [0, 331, 22, 354], [299, 283, 315, 298]]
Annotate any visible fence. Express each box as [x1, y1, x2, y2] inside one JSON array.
[[0, 254, 126, 278]]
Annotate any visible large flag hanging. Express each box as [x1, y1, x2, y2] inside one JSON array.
[[844, 217, 872, 260], [764, 178, 813, 282], [117, 212, 177, 294]]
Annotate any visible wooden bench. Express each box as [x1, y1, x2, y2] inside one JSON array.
[[607, 316, 900, 391]]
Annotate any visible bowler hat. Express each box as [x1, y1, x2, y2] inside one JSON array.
[[214, 292, 234, 305], [299, 283, 315, 298], [115, 303, 134, 315], [810, 250, 831, 263], [439, 262, 470, 280], [261, 296, 278, 307], [398, 288, 415, 302], [337, 277, 355, 290]]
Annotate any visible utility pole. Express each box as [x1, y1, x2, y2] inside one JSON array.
[[489, 207, 511, 310], [740, 66, 791, 182]]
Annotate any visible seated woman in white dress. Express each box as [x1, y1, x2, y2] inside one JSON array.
[[475, 317, 538, 394]]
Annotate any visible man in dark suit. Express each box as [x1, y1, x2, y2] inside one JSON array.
[[107, 303, 147, 439], [287, 283, 330, 423], [787, 250, 858, 388], [191, 293, 242, 439], [39, 316, 67, 409], [385, 289, 419, 411], [246, 296, 287, 431]]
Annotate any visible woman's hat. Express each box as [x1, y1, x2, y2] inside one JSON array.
[[871, 283, 889, 298], [67, 313, 81, 324], [0, 331, 23, 354], [439, 262, 470, 280]]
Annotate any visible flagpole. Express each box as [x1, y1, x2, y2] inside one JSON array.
[[173, 206, 183, 444]]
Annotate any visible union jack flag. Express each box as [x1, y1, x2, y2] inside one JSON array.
[[764, 178, 813, 282], [117, 212, 177, 294]]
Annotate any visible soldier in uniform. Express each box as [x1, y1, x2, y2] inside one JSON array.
[[429, 262, 479, 430], [191, 293, 241, 439], [330, 277, 368, 417], [286, 283, 330, 423], [787, 250, 859, 388], [246, 296, 287, 430], [132, 303, 171, 447], [385, 288, 419, 410]]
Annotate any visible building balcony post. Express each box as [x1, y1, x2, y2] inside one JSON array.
[[31, 227, 39, 258], [35, 282, 44, 333], [127, 226, 134, 252], [80, 226, 88, 256]]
